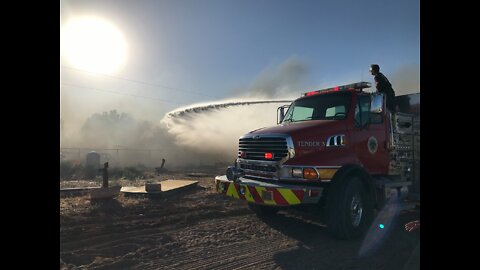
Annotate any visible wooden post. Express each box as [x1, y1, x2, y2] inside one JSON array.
[[90, 162, 120, 200], [155, 158, 166, 176], [102, 162, 109, 188], [161, 158, 166, 169]]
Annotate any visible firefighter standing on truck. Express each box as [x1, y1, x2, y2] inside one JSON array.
[[370, 64, 396, 113]]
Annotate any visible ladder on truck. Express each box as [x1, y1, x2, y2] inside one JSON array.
[[387, 109, 420, 208]]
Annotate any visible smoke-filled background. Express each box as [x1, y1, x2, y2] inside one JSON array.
[[60, 57, 419, 169], [60, 58, 305, 168], [61, 0, 419, 169]]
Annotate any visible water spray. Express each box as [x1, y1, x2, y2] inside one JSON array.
[[166, 100, 292, 118]]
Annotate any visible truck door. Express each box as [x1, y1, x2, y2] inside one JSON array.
[[351, 94, 389, 174]]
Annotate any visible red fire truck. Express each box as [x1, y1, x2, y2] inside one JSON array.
[[214, 82, 420, 239]]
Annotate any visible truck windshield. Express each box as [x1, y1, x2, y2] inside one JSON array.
[[282, 92, 352, 123]]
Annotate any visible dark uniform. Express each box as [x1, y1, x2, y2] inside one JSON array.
[[374, 72, 396, 112]]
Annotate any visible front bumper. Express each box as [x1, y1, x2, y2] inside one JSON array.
[[214, 175, 323, 206]]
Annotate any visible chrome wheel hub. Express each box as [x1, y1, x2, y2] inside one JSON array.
[[350, 194, 363, 227]]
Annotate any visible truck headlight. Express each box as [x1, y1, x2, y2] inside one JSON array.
[[292, 168, 303, 178]]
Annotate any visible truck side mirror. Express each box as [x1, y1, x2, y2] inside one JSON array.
[[370, 93, 384, 114], [277, 105, 289, 124]]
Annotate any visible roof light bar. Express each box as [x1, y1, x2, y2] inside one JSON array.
[[302, 82, 371, 97]]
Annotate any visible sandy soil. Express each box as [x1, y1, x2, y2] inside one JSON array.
[[60, 172, 420, 270]]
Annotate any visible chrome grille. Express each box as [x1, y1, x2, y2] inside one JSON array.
[[238, 137, 288, 161]]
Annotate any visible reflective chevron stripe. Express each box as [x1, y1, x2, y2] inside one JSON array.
[[277, 188, 302, 204], [247, 186, 263, 204], [233, 183, 246, 200], [226, 182, 239, 199], [216, 180, 306, 206]]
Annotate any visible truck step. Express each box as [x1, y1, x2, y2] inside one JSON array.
[[386, 201, 418, 212], [384, 181, 413, 188]]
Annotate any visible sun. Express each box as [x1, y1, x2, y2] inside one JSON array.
[[61, 16, 128, 74]]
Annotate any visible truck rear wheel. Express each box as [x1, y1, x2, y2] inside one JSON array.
[[248, 203, 279, 217], [326, 176, 373, 239]]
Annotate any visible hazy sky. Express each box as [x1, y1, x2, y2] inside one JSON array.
[[60, 0, 420, 124]]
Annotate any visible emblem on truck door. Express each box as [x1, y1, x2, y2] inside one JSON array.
[[368, 136, 378, 154]]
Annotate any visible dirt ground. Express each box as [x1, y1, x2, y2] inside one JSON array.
[[60, 172, 420, 270]]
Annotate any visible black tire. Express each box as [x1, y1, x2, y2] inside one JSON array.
[[325, 176, 374, 239], [248, 203, 279, 217]]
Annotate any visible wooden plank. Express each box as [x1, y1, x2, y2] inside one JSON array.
[[120, 186, 152, 193], [160, 180, 198, 192]]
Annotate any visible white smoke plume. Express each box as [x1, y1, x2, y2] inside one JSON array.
[[160, 100, 292, 160], [240, 57, 309, 99], [60, 57, 307, 168], [389, 63, 420, 95], [159, 57, 309, 160]]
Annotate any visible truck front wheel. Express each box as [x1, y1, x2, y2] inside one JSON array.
[[248, 203, 279, 217], [326, 176, 374, 239]]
